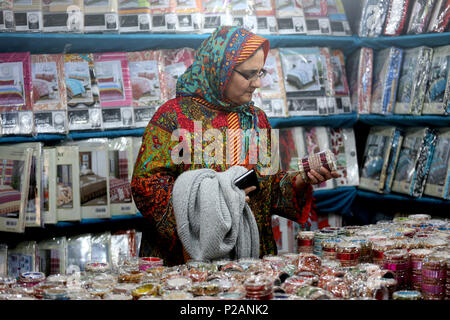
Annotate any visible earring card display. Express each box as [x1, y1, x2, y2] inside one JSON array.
[[358, 0, 390, 37], [56, 145, 81, 222], [37, 237, 66, 276], [93, 52, 134, 129], [259, 49, 288, 117], [11, 142, 44, 228], [0, 52, 33, 135], [407, 0, 437, 34], [74, 139, 111, 220], [327, 0, 351, 36], [330, 49, 351, 114], [118, 0, 151, 33], [359, 126, 397, 193], [126, 50, 163, 127], [0, 146, 32, 233], [423, 128, 450, 199], [329, 127, 359, 186], [7, 241, 37, 277], [371, 47, 403, 115], [64, 53, 103, 131], [427, 0, 450, 33], [31, 54, 68, 134], [83, 0, 119, 33], [13, 0, 42, 32], [303, 126, 335, 190], [382, 0, 413, 36], [159, 48, 195, 101], [346, 47, 373, 114], [175, 0, 203, 33], [391, 127, 437, 198], [66, 234, 91, 273], [394, 46, 433, 115], [42, 0, 84, 33], [422, 45, 450, 115], [279, 126, 306, 172], [43, 147, 57, 225], [108, 137, 136, 216], [280, 47, 330, 116]]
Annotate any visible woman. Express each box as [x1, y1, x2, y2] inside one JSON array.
[[131, 26, 339, 266]]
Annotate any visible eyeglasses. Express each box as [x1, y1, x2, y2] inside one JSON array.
[[234, 68, 267, 82]]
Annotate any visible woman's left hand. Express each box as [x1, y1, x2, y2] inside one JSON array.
[[294, 167, 341, 192]]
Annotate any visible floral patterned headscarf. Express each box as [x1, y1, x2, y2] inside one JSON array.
[[176, 26, 270, 112]]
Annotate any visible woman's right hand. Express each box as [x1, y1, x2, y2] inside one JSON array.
[[243, 186, 257, 203]]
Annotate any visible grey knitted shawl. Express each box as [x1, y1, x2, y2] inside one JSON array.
[[172, 166, 260, 262]]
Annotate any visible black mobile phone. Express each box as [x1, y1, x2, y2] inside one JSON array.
[[234, 169, 260, 195]]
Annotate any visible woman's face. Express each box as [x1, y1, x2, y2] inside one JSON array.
[[224, 48, 265, 106]]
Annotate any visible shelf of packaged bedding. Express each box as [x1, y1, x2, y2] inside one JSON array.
[[0, 32, 360, 54], [358, 114, 450, 128]]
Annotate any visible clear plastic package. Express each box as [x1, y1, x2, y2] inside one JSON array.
[[151, 0, 177, 32], [84, 0, 119, 33], [55, 145, 81, 222], [279, 47, 330, 116], [66, 233, 92, 273], [330, 49, 351, 113], [346, 47, 373, 114], [304, 0, 330, 35], [391, 127, 438, 198], [37, 237, 66, 276], [393, 46, 433, 115], [43, 147, 57, 224], [358, 0, 390, 37], [329, 128, 359, 187], [427, 0, 450, 32], [423, 128, 450, 199], [90, 232, 111, 266], [382, 0, 413, 36], [202, 0, 230, 33], [302, 127, 335, 190], [108, 137, 136, 216], [406, 0, 437, 34], [175, 0, 203, 33], [0, 146, 33, 233], [371, 47, 403, 115], [230, 0, 257, 34], [68, 139, 110, 220], [31, 54, 68, 134], [384, 128, 404, 193], [0, 244, 7, 276], [0, 52, 34, 136], [94, 52, 134, 129], [126, 50, 163, 127], [64, 53, 103, 131], [42, 0, 84, 33], [7, 241, 37, 277], [0, 1, 15, 31], [118, 0, 151, 33], [359, 126, 398, 193], [13, 0, 43, 32], [253, 0, 277, 35], [11, 142, 43, 228], [327, 0, 351, 36], [422, 44, 450, 115], [159, 48, 195, 102], [275, 0, 307, 35], [258, 49, 288, 118], [278, 127, 306, 172]]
